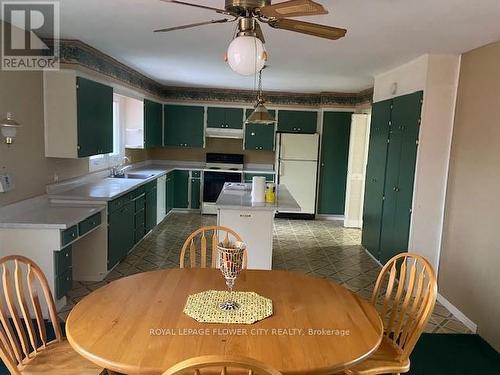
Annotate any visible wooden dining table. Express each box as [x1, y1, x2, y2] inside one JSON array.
[[66, 269, 383, 375]]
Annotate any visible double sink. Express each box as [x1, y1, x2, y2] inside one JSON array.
[[110, 173, 156, 180]]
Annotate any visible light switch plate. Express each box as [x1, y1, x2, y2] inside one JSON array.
[[0, 174, 14, 193]]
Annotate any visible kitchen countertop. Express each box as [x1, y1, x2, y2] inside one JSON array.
[[0, 196, 105, 230], [215, 183, 301, 212]]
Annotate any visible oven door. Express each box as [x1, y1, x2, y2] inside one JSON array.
[[203, 171, 242, 203]]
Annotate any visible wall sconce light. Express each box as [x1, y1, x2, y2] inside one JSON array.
[[0, 113, 22, 145]]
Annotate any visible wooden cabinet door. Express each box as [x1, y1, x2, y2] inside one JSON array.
[[278, 110, 317, 133], [173, 170, 189, 208], [224, 108, 244, 129], [190, 178, 201, 209], [144, 99, 163, 148], [361, 100, 392, 259], [379, 91, 422, 263], [317, 112, 353, 215], [76, 77, 113, 157], [164, 105, 204, 147]]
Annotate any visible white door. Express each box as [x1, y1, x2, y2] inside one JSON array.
[[344, 114, 371, 228], [279, 160, 318, 214], [280, 133, 319, 161]]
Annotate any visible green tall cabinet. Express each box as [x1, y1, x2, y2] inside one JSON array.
[[317, 111, 353, 215], [362, 91, 423, 263]]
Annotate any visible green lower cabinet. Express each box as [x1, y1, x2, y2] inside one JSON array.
[[317, 112, 353, 215], [190, 178, 201, 209], [277, 110, 317, 133], [54, 245, 72, 299], [173, 170, 190, 208], [164, 105, 204, 148], [108, 200, 135, 270], [166, 173, 174, 214], [145, 187, 158, 232], [244, 123, 275, 151]]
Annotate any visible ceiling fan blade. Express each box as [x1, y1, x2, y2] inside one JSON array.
[[268, 18, 346, 40], [259, 0, 328, 18], [154, 18, 229, 33], [255, 21, 266, 43], [160, 0, 236, 16]]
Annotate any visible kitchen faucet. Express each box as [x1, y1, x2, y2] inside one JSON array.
[[110, 156, 131, 177]]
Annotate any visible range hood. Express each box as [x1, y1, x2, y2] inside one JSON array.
[[205, 127, 244, 139]]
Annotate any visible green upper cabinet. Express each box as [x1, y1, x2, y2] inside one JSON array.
[[207, 107, 244, 129], [244, 109, 276, 151], [76, 77, 113, 158], [144, 99, 163, 148], [317, 112, 353, 215], [361, 99, 392, 259], [277, 110, 317, 133], [164, 105, 204, 148]]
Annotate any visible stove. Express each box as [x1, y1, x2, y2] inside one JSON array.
[[202, 153, 244, 215]]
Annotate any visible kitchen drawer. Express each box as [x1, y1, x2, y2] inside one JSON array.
[[244, 173, 275, 183], [78, 212, 101, 236], [135, 195, 146, 211], [135, 211, 145, 227], [61, 225, 78, 246], [108, 193, 132, 213], [144, 180, 156, 192], [55, 268, 72, 299], [191, 170, 201, 178], [54, 245, 72, 276], [131, 186, 145, 198]]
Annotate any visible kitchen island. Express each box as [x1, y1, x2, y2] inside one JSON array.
[[216, 183, 301, 269]]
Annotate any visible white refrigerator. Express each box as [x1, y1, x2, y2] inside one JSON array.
[[275, 133, 319, 216]]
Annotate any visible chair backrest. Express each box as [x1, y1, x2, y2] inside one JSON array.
[[163, 355, 282, 375], [0, 255, 62, 374], [371, 252, 437, 361], [179, 226, 247, 269]]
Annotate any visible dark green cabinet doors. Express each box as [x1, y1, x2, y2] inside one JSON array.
[[144, 99, 163, 148], [244, 109, 276, 151], [362, 91, 423, 264], [317, 112, 353, 215], [278, 110, 317, 133], [164, 105, 204, 148], [76, 77, 113, 157], [207, 107, 244, 129]]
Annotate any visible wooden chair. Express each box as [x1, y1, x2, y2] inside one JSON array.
[[163, 355, 282, 375], [179, 226, 247, 269], [0, 255, 103, 375], [345, 252, 437, 375]]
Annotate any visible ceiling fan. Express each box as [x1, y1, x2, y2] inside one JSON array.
[[154, 0, 347, 42]]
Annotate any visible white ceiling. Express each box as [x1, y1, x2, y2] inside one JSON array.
[[57, 0, 500, 93]]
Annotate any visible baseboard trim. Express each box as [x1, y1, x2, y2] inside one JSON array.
[[344, 219, 362, 228], [437, 293, 477, 333], [315, 214, 344, 221], [275, 213, 315, 220]]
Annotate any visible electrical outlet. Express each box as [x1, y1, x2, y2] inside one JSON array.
[[0, 174, 14, 193]]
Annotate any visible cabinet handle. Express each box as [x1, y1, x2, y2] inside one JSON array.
[[393, 187, 400, 192], [251, 132, 255, 136], [65, 253, 69, 257]]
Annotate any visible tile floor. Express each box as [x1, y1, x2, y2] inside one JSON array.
[[61, 213, 471, 334]]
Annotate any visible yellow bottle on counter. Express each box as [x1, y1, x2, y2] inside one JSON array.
[[265, 183, 276, 203]]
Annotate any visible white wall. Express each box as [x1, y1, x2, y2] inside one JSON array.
[[372, 54, 461, 273]]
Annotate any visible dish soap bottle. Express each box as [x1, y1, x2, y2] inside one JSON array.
[[265, 183, 276, 203]]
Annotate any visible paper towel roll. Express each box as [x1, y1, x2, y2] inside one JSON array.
[[251, 176, 266, 203]]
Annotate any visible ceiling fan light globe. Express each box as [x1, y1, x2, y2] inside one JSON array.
[[226, 36, 266, 76]]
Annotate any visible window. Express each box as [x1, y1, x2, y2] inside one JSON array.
[[89, 95, 125, 171]]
